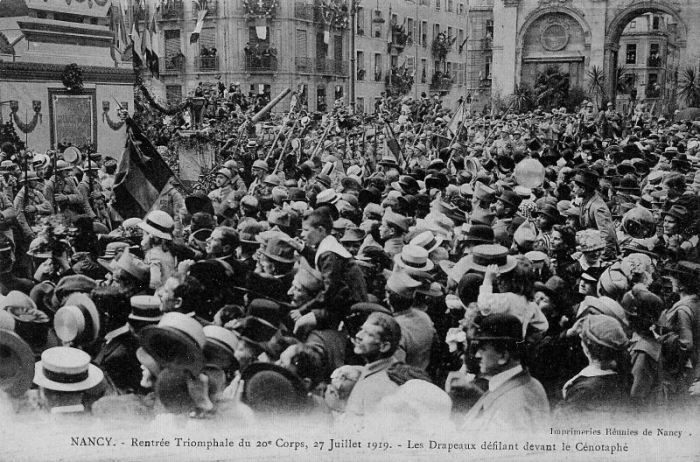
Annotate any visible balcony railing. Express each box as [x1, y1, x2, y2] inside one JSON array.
[[160, 56, 185, 74], [195, 55, 219, 72], [158, 0, 184, 20], [316, 58, 348, 76], [430, 75, 453, 92], [245, 55, 278, 73], [645, 87, 661, 98], [294, 2, 314, 21]]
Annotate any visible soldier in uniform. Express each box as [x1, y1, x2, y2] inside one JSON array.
[[78, 162, 108, 226], [44, 160, 91, 224], [208, 168, 244, 221], [248, 159, 270, 198]]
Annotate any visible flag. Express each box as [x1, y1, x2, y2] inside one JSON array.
[[383, 121, 403, 166], [113, 119, 177, 219], [190, 6, 208, 44], [148, 15, 160, 79], [130, 22, 144, 68], [447, 102, 465, 137]]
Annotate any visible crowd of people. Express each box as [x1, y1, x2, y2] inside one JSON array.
[[1, 90, 700, 437]]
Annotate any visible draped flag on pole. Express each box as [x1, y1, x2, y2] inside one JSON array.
[[130, 22, 144, 68], [446, 101, 465, 137], [148, 14, 160, 78], [113, 119, 177, 219], [383, 120, 404, 168], [190, 3, 208, 44]]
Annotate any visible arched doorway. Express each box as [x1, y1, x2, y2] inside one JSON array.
[[517, 9, 591, 94], [604, 2, 688, 111]]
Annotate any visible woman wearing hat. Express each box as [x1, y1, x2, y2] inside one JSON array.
[[650, 205, 693, 262], [556, 315, 631, 421], [139, 210, 178, 290], [657, 261, 700, 401]]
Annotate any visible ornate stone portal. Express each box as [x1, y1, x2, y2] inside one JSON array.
[[491, 0, 698, 101]]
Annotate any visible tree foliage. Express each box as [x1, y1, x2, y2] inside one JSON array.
[[534, 65, 570, 110], [678, 67, 700, 108]]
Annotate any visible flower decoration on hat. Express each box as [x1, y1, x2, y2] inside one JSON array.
[[576, 229, 605, 252]]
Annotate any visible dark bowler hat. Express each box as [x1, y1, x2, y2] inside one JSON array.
[[468, 313, 523, 343], [573, 169, 600, 190], [531, 204, 562, 224]]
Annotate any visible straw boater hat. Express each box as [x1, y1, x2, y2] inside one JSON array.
[[138, 210, 175, 240], [53, 293, 101, 346], [463, 244, 518, 274], [394, 245, 435, 272], [139, 312, 206, 373], [34, 347, 104, 392], [128, 295, 163, 323]]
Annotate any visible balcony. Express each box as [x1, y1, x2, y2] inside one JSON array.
[[295, 57, 313, 72], [245, 55, 278, 73], [158, 0, 184, 20], [645, 86, 661, 98], [294, 2, 314, 21], [202, 0, 217, 17], [195, 55, 219, 72], [647, 56, 662, 68], [430, 73, 453, 93], [481, 37, 492, 51], [160, 56, 185, 74], [316, 58, 348, 76]]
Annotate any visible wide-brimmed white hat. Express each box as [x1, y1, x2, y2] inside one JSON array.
[[138, 210, 174, 240], [34, 347, 104, 392]]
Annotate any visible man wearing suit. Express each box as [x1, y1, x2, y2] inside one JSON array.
[[461, 314, 550, 431], [93, 288, 145, 394]]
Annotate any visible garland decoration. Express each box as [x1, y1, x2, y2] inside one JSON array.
[[62, 63, 84, 93], [102, 101, 127, 131], [242, 0, 280, 20], [137, 83, 191, 116], [10, 100, 41, 134]]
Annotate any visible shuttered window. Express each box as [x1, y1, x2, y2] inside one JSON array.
[[164, 29, 180, 57], [200, 27, 215, 53], [296, 29, 307, 57]]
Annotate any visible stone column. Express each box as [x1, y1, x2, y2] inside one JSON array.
[[492, 0, 520, 97]]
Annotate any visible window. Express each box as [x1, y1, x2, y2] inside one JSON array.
[[652, 16, 660, 30], [630, 20, 636, 29], [356, 97, 365, 114], [407, 18, 414, 44], [296, 29, 307, 57], [356, 7, 365, 35], [448, 27, 453, 41], [421, 21, 428, 46], [436, 0, 441, 9], [317, 86, 327, 112], [374, 53, 382, 81], [407, 57, 415, 77], [458, 29, 464, 49], [626, 43, 637, 64], [484, 56, 492, 79], [458, 3, 464, 14], [433, 24, 440, 40], [448, 0, 454, 12], [391, 14, 398, 26], [421, 58, 427, 83], [335, 85, 343, 101], [649, 43, 660, 67], [357, 51, 365, 80], [420, 0, 430, 6], [485, 20, 493, 39]]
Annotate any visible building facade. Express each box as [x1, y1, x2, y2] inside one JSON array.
[[148, 0, 468, 113], [489, 0, 700, 111], [616, 13, 680, 114], [0, 0, 133, 155]]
